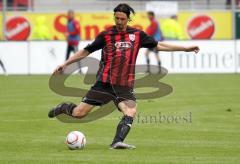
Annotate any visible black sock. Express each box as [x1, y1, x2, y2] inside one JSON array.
[[61, 103, 76, 116], [112, 117, 125, 144], [111, 115, 133, 145]]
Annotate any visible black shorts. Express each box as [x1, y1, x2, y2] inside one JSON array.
[[82, 81, 136, 108]]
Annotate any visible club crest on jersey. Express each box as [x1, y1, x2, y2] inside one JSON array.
[[129, 34, 135, 41]]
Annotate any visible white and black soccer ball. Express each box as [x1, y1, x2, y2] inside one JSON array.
[[66, 131, 86, 150]]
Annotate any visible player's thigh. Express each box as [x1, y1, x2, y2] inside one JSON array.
[[118, 100, 137, 117]]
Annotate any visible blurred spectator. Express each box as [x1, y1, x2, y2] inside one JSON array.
[[13, 0, 29, 11], [226, 0, 240, 9], [0, 0, 29, 11], [226, 0, 231, 9], [66, 10, 80, 59], [32, 16, 51, 40], [0, 1, 2, 10], [161, 15, 184, 40], [145, 11, 163, 73], [65, 9, 81, 73]]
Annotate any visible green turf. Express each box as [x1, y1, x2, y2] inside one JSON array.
[[0, 74, 239, 164]]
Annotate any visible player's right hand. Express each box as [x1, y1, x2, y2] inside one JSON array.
[[185, 45, 200, 54], [54, 64, 65, 75]]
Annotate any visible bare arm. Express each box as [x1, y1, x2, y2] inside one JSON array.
[[54, 49, 90, 74], [156, 42, 200, 53]]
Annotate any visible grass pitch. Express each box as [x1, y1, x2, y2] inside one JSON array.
[[0, 74, 239, 164]]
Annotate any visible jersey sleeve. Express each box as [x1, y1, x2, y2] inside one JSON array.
[[140, 31, 158, 48], [84, 32, 105, 53]]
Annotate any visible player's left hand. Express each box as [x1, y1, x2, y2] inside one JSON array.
[[53, 64, 65, 75], [185, 45, 200, 54]]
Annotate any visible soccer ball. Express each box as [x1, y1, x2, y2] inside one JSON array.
[[66, 131, 86, 150]]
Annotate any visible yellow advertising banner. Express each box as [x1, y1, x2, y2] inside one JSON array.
[[0, 12, 149, 41], [178, 11, 233, 39], [0, 11, 232, 40]]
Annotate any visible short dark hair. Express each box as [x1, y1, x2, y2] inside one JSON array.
[[147, 11, 155, 17], [114, 3, 135, 19]]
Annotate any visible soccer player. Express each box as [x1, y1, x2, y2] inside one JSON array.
[[65, 10, 81, 73], [48, 4, 199, 149], [145, 11, 163, 73]]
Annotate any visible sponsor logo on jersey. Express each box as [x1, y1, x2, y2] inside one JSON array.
[[114, 41, 132, 51]]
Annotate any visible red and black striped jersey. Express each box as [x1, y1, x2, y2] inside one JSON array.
[[84, 26, 158, 87]]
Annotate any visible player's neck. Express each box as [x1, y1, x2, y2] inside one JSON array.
[[116, 26, 127, 32]]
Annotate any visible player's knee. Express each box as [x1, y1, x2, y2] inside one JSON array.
[[125, 107, 137, 117], [119, 100, 137, 117]]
